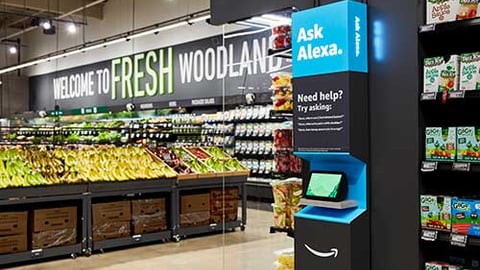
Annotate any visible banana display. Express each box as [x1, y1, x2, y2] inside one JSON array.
[[0, 148, 48, 188], [0, 145, 247, 189]]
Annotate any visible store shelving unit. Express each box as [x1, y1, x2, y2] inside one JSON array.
[[173, 176, 247, 240], [0, 187, 87, 266], [419, 15, 480, 266]]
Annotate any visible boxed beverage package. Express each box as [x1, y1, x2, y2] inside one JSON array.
[[421, 195, 452, 232], [424, 55, 460, 93], [425, 127, 456, 162], [426, 0, 459, 24], [456, 0, 480, 20], [457, 127, 480, 162], [425, 261, 464, 270], [460, 52, 480, 90], [452, 198, 480, 237]]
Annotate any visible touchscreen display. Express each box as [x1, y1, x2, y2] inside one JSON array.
[[306, 173, 342, 198]]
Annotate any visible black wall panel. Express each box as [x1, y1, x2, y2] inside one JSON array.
[[368, 0, 420, 269]]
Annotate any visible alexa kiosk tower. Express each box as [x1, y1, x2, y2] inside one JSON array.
[[292, 1, 370, 269]]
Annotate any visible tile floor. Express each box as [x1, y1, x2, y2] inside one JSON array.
[[7, 205, 293, 270]]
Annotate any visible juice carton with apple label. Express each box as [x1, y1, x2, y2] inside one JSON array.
[[427, 0, 459, 24], [457, 127, 480, 162], [425, 127, 456, 161], [421, 195, 452, 232], [460, 52, 480, 90], [424, 55, 460, 92], [452, 198, 480, 237]]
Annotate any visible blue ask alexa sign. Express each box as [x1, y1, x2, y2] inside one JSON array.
[[292, 0, 368, 78]]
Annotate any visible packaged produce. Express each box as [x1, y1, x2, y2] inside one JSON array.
[[152, 147, 194, 176], [270, 25, 292, 50], [274, 129, 293, 150], [452, 198, 480, 236], [275, 152, 291, 174], [420, 195, 452, 232], [460, 52, 480, 90], [425, 127, 456, 162], [272, 204, 289, 229], [426, 0, 459, 24], [271, 179, 303, 206], [271, 73, 293, 111], [457, 126, 480, 162], [424, 55, 460, 93], [275, 248, 295, 269]]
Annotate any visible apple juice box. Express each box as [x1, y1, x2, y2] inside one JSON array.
[[424, 55, 460, 93], [425, 127, 456, 161], [426, 0, 459, 24], [457, 127, 480, 162], [452, 198, 480, 237], [421, 195, 452, 232], [460, 52, 480, 90]]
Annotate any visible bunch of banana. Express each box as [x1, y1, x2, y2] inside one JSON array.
[[0, 148, 48, 188]]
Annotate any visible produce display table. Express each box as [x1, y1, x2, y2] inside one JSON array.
[[0, 175, 248, 267]]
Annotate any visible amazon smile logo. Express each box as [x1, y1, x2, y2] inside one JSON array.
[[304, 244, 339, 258]]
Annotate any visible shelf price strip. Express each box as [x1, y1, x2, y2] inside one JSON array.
[[449, 91, 466, 99], [420, 92, 438, 101], [452, 162, 470, 172], [421, 161, 438, 172], [450, 233, 468, 247], [419, 24, 436, 33], [421, 229, 438, 242]]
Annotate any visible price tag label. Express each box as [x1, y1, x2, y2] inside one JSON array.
[[452, 162, 470, 172], [421, 229, 438, 241], [421, 92, 438, 101], [31, 249, 43, 258], [419, 24, 435, 32], [421, 161, 438, 172], [450, 233, 468, 247], [449, 91, 466, 99], [132, 235, 142, 242]]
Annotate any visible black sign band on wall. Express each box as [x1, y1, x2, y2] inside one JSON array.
[[30, 30, 291, 112]]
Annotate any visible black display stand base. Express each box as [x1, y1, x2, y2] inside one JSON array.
[[295, 212, 370, 270]]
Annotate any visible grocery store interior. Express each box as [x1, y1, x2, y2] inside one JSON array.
[[0, 0, 475, 269]]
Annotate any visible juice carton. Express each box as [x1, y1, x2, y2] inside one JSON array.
[[421, 195, 452, 232], [452, 198, 480, 237], [460, 52, 480, 90], [425, 262, 464, 270], [424, 55, 460, 93], [457, 127, 480, 162], [426, 0, 459, 24], [456, 0, 480, 21], [425, 127, 456, 162]]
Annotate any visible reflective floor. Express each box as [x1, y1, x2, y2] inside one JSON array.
[[8, 207, 292, 270]]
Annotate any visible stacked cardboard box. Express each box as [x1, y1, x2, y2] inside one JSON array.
[[92, 201, 131, 241], [180, 193, 210, 227], [0, 211, 27, 254], [132, 198, 167, 234], [32, 207, 77, 249], [210, 188, 239, 224]]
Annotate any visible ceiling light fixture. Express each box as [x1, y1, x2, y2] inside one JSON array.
[[42, 20, 52, 30], [8, 46, 17, 54], [0, 10, 210, 75], [67, 23, 76, 34]]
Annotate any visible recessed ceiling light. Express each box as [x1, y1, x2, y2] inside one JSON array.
[[67, 23, 76, 34], [8, 46, 17, 54]]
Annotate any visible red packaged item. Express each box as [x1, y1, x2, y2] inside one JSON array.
[[289, 153, 302, 174], [270, 34, 292, 50], [274, 129, 293, 150], [275, 152, 291, 174], [272, 25, 291, 35]]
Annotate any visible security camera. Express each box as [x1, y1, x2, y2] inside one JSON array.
[[38, 110, 47, 118], [245, 93, 256, 105], [126, 103, 135, 112]]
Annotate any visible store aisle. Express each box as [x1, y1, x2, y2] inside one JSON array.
[[7, 207, 292, 270]]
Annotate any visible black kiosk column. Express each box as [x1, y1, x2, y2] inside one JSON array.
[[292, 1, 370, 270]]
